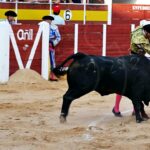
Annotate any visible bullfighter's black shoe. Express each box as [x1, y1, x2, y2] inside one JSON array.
[[112, 108, 122, 117]]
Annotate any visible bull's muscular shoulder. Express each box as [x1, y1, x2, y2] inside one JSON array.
[[118, 55, 150, 67], [108, 55, 150, 82]]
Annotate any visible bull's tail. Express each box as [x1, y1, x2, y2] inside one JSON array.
[[53, 52, 86, 76]]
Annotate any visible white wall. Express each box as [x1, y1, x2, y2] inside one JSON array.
[[0, 22, 10, 83]]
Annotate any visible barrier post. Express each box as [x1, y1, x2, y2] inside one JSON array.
[[49, 0, 52, 15], [107, 0, 112, 25], [102, 24, 107, 56], [15, 0, 18, 24], [83, 0, 86, 25], [0, 23, 10, 83], [74, 24, 78, 54], [41, 22, 50, 80]]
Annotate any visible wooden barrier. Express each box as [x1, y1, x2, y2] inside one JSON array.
[[1, 3, 150, 81], [55, 24, 103, 65], [56, 24, 130, 64], [0, 22, 49, 82], [0, 23, 134, 80], [106, 24, 131, 56], [10, 25, 42, 75]]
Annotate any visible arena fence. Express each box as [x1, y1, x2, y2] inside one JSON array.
[[0, 22, 134, 83], [1, 3, 150, 83]]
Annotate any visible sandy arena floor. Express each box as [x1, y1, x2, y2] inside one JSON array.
[[0, 69, 150, 150]]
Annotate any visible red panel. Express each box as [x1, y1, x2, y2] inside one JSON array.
[[10, 24, 42, 75], [79, 25, 103, 32], [78, 25, 103, 56], [144, 11, 150, 20], [10, 43, 19, 76], [106, 24, 131, 57], [59, 25, 74, 33], [30, 59, 41, 74], [30, 39, 42, 74], [55, 25, 74, 65]]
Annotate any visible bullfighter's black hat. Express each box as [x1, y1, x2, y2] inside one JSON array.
[[5, 10, 17, 17], [42, 15, 54, 21], [143, 24, 150, 33]]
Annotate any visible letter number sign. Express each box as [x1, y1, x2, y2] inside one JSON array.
[[64, 9, 72, 21]]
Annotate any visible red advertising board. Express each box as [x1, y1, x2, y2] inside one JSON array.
[[10, 25, 42, 75]]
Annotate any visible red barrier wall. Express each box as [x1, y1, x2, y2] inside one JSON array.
[[9, 23, 136, 75], [78, 25, 103, 55], [10, 25, 42, 75], [55, 24, 74, 65], [106, 24, 131, 56], [2, 3, 150, 75], [55, 24, 103, 65]]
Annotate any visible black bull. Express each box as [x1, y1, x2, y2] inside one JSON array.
[[53, 52, 150, 123]]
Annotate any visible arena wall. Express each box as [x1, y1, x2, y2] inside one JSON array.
[[1, 3, 150, 80]]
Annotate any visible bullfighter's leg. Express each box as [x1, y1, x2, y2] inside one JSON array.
[[60, 88, 90, 123], [132, 100, 144, 123], [140, 102, 149, 120], [112, 94, 122, 117]]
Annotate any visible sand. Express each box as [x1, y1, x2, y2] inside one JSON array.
[[0, 69, 150, 150]]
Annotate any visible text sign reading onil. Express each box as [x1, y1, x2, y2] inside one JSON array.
[[64, 9, 72, 21], [17, 29, 33, 40]]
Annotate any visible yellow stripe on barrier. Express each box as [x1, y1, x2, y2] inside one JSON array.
[[86, 11, 108, 21], [0, 9, 108, 21], [67, 10, 84, 21], [18, 9, 50, 20], [0, 9, 16, 19]]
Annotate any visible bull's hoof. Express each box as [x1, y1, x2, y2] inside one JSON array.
[[60, 115, 66, 123], [136, 118, 144, 123], [136, 120, 142, 123]]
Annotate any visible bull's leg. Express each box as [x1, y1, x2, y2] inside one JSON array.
[[60, 88, 90, 123], [132, 100, 143, 123], [140, 102, 149, 120], [60, 93, 74, 123]]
